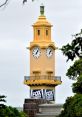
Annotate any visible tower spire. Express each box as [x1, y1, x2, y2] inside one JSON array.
[[40, 4, 44, 16]]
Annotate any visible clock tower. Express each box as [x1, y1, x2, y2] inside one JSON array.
[[24, 5, 61, 101]]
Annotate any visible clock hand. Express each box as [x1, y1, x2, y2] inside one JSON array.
[[36, 50, 39, 55], [49, 50, 51, 55]]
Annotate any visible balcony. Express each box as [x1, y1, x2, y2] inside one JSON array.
[[24, 76, 61, 81], [24, 76, 62, 86]]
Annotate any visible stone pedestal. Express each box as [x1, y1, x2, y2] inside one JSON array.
[[23, 99, 50, 117]]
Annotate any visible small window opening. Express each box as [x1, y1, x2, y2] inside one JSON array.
[[33, 71, 41, 79], [38, 30, 40, 36], [47, 71, 53, 79], [46, 30, 48, 36]]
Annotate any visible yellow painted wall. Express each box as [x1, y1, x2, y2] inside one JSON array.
[[30, 46, 55, 77]]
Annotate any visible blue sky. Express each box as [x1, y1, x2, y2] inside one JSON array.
[[0, 0, 82, 107]]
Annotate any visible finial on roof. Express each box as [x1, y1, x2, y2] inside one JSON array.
[[40, 4, 44, 16]]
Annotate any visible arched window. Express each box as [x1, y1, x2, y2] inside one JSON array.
[[46, 30, 48, 36], [38, 30, 40, 36]]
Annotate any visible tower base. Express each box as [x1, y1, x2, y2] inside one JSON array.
[[23, 98, 51, 117], [36, 104, 63, 117]]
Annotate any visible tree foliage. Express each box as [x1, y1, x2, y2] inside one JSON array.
[[0, 95, 6, 103], [0, 106, 27, 117], [0, 95, 27, 117], [61, 30, 82, 61], [66, 59, 82, 80], [0, 95, 6, 109], [59, 94, 82, 117], [58, 30, 82, 117], [72, 75, 82, 94]]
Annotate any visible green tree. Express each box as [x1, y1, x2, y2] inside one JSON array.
[[59, 94, 82, 117], [0, 106, 27, 117], [61, 30, 82, 61], [0, 95, 27, 117], [72, 75, 82, 94], [58, 30, 82, 117], [66, 59, 82, 80], [0, 95, 6, 109]]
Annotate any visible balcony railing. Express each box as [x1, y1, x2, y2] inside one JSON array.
[[24, 76, 61, 82]]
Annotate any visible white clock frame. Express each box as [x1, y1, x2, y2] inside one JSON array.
[[46, 47, 53, 58], [32, 47, 41, 58]]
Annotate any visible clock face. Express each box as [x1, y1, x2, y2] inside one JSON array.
[[32, 47, 41, 58], [46, 47, 53, 58]]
